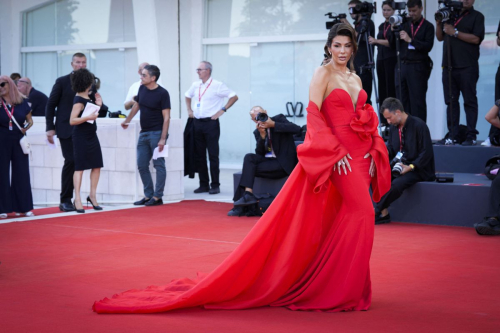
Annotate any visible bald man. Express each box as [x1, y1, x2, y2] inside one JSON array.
[[17, 77, 48, 117], [124, 62, 149, 113]]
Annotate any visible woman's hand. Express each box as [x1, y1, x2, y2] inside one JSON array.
[[94, 92, 103, 107], [368, 36, 377, 45], [333, 153, 352, 175], [364, 153, 376, 177], [86, 111, 99, 121]]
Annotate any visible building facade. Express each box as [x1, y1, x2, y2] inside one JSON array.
[[1, 0, 499, 167]]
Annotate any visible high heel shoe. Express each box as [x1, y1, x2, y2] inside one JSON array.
[[87, 196, 103, 211], [73, 200, 85, 214]]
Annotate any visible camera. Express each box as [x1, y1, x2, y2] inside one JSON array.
[[325, 12, 347, 30], [349, 1, 377, 15], [256, 112, 269, 122], [390, 152, 407, 177], [388, 2, 407, 30], [435, 0, 463, 23]]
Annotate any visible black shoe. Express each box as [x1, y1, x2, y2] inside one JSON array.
[[145, 198, 163, 206], [227, 206, 244, 217], [133, 197, 150, 205], [194, 187, 209, 194], [59, 202, 76, 212], [234, 191, 258, 207], [435, 138, 456, 146], [209, 187, 220, 195], [474, 217, 500, 236], [87, 196, 103, 211], [375, 213, 391, 225], [461, 139, 477, 146], [73, 200, 85, 214]]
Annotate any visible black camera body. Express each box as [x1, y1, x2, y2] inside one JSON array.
[[350, 1, 377, 15], [390, 152, 407, 177], [390, 1, 406, 10], [256, 112, 269, 122], [435, 0, 463, 23], [325, 13, 347, 30]]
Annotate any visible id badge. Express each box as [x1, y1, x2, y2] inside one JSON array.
[[196, 102, 201, 110], [408, 44, 415, 50], [9, 121, 13, 131], [396, 151, 403, 159]]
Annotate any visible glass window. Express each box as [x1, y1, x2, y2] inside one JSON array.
[[23, 0, 136, 47], [23, 52, 58, 97], [206, 0, 350, 38]]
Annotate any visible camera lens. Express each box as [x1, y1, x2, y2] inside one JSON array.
[[256, 113, 268, 122]]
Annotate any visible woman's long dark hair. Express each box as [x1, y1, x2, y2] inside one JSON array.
[[323, 23, 358, 72]]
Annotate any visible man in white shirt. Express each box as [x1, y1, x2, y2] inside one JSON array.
[[185, 61, 238, 194], [124, 62, 149, 114]]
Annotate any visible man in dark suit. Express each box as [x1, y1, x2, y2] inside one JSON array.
[[45, 52, 87, 212], [17, 77, 48, 117], [228, 106, 301, 216]]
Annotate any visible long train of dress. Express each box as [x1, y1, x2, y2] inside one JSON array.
[[93, 89, 390, 313]]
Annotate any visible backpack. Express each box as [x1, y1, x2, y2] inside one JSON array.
[[243, 193, 276, 217]]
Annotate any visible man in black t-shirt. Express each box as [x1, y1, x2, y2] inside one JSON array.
[[436, 0, 485, 146], [485, 21, 500, 146], [342, 0, 376, 105], [122, 65, 171, 206], [388, 0, 434, 123]]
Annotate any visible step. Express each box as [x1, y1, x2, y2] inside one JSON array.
[[433, 144, 500, 174]]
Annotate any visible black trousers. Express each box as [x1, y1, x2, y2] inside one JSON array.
[[488, 65, 500, 139], [356, 65, 373, 106], [59, 137, 75, 204], [396, 62, 431, 123], [233, 154, 288, 201], [0, 129, 33, 213], [375, 171, 423, 213], [442, 65, 479, 141], [377, 57, 397, 125], [488, 174, 500, 218], [194, 118, 220, 189]]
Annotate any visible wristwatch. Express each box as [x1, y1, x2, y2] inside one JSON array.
[[454, 28, 459, 38], [409, 164, 415, 171], [221, 107, 227, 112]]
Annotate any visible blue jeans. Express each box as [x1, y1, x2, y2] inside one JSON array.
[[137, 131, 166, 198]]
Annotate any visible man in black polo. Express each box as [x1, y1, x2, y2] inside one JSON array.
[[375, 98, 435, 224], [228, 106, 301, 216], [388, 0, 434, 122], [342, 0, 376, 105], [436, 0, 485, 146], [46, 52, 87, 212], [17, 77, 48, 117]]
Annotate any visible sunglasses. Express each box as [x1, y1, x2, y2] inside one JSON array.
[[0, 82, 8, 87]]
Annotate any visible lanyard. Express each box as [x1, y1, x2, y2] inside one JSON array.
[[410, 18, 424, 39], [398, 128, 403, 152], [1, 99, 14, 130], [383, 22, 391, 39], [198, 79, 213, 102], [454, 11, 469, 28]]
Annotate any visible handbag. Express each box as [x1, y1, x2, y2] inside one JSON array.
[[10, 114, 31, 155]]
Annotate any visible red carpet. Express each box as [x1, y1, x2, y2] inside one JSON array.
[[0, 200, 499, 332]]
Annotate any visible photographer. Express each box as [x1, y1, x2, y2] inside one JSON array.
[[369, 1, 397, 123], [342, 0, 375, 105], [436, 0, 485, 146], [228, 106, 301, 216], [375, 98, 435, 224], [388, 0, 434, 123]]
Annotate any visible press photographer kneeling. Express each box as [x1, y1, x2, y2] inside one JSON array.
[[228, 106, 301, 216], [375, 97, 435, 224]]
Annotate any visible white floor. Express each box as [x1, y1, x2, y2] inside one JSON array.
[[2, 169, 239, 224]]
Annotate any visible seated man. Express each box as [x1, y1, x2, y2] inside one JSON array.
[[475, 100, 500, 235], [228, 106, 301, 216], [375, 97, 435, 224]]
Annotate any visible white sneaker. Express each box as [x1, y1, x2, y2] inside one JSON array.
[[481, 137, 491, 147], [445, 138, 455, 145], [0, 213, 7, 219], [25, 211, 35, 217]]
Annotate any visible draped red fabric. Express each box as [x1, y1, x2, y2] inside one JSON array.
[[93, 89, 390, 314]]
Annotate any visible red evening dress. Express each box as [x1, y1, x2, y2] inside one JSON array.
[[93, 89, 391, 314]]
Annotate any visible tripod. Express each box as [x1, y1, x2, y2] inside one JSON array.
[[445, 33, 456, 144], [393, 26, 403, 102], [356, 17, 380, 113]]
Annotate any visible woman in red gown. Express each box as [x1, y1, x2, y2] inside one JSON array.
[[93, 23, 390, 314]]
